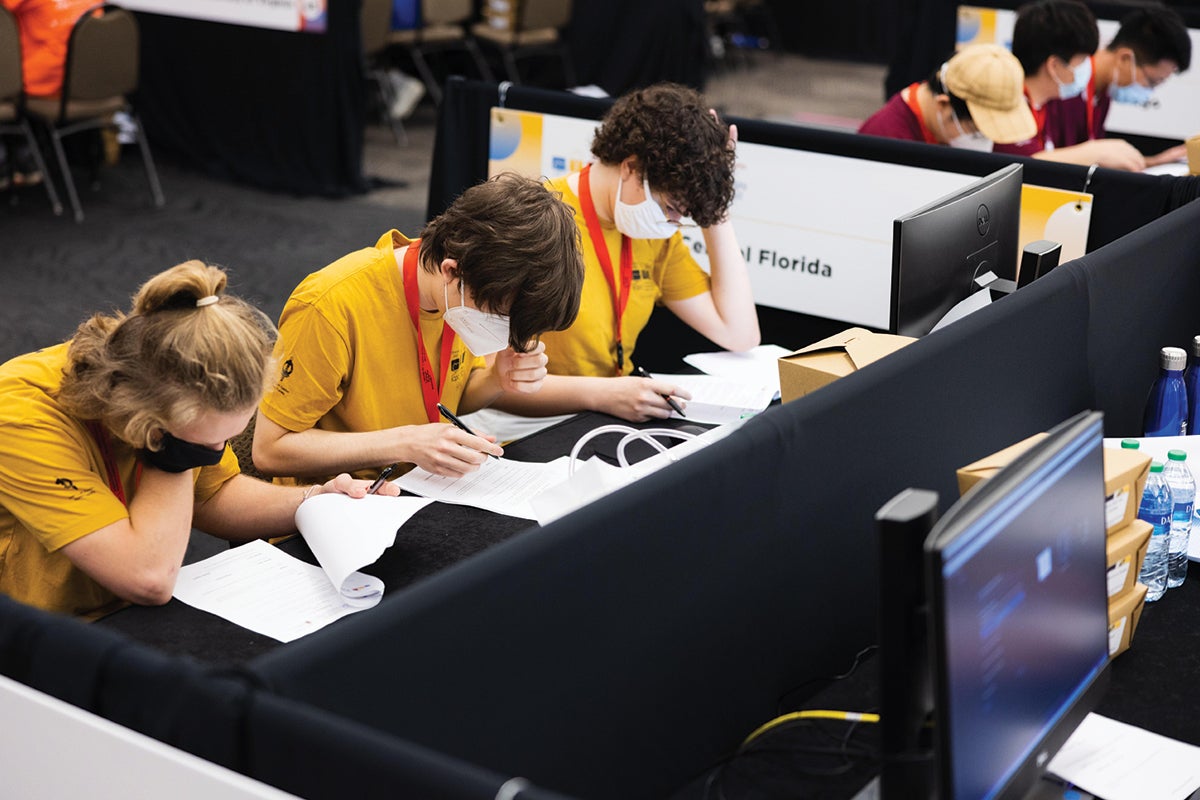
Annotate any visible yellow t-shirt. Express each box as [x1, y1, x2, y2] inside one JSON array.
[[0, 342, 241, 619], [260, 231, 484, 483], [540, 174, 712, 377]]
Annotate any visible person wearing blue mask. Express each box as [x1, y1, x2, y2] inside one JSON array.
[[1045, 5, 1191, 168], [995, 0, 1148, 171], [251, 174, 584, 483]]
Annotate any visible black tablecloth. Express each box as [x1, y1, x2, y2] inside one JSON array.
[[97, 413, 703, 664]]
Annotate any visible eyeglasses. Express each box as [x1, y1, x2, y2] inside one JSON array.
[[656, 195, 699, 229]]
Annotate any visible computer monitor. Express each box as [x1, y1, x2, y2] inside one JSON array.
[[890, 163, 1023, 338], [926, 410, 1110, 800]]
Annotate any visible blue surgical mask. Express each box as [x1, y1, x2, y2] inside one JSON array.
[[1110, 54, 1155, 106], [1054, 56, 1092, 100]]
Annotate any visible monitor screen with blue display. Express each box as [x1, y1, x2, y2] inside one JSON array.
[[926, 410, 1110, 800]]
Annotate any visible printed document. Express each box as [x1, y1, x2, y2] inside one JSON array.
[[650, 372, 775, 425], [1048, 713, 1200, 800], [173, 540, 379, 642], [683, 343, 791, 400], [396, 456, 572, 520]]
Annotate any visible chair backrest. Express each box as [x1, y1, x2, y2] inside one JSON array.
[[0, 7, 23, 104], [63, 5, 139, 102], [518, 0, 571, 31], [360, 0, 393, 58], [421, 0, 472, 27]]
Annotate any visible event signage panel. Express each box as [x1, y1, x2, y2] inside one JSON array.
[[958, 5, 1200, 142], [117, 0, 327, 32], [489, 108, 980, 330]]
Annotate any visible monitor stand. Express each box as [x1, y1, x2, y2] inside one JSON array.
[[928, 271, 1016, 334]]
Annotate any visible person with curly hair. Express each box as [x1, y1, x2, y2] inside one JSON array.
[[490, 82, 760, 424], [0, 261, 399, 619], [251, 173, 584, 484]]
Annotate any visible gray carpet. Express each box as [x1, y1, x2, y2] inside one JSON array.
[[0, 152, 424, 364]]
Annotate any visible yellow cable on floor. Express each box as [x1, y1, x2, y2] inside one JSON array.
[[742, 709, 881, 748]]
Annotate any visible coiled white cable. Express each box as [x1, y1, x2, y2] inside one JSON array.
[[567, 424, 699, 476]]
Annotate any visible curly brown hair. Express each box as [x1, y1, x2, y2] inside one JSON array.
[[590, 83, 735, 228], [58, 261, 277, 449]]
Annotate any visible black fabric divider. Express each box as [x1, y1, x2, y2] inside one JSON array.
[[135, 3, 368, 197], [248, 259, 1093, 798], [1078, 197, 1200, 435], [246, 691, 575, 800]]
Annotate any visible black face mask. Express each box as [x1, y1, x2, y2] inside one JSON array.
[[138, 432, 225, 473]]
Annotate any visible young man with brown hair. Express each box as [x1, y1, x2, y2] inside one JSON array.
[[252, 173, 585, 482]]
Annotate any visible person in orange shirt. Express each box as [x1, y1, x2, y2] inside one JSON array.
[[1, 0, 94, 187]]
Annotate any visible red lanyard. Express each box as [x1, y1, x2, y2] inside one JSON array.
[[402, 239, 456, 423], [904, 83, 939, 144], [85, 420, 140, 506], [579, 164, 633, 375], [1084, 56, 1096, 140], [1025, 88, 1047, 147]]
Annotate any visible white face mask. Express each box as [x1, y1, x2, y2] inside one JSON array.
[[442, 280, 511, 356], [613, 174, 679, 240], [942, 108, 993, 151]]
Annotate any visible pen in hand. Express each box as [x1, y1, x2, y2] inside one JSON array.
[[367, 463, 398, 494], [436, 403, 500, 459], [632, 365, 687, 418]]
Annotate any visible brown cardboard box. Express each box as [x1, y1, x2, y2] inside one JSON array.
[[1108, 581, 1148, 658], [955, 433, 1046, 496], [1106, 519, 1151, 599], [1102, 447, 1151, 533], [1188, 133, 1200, 176], [777, 327, 915, 404], [957, 439, 1150, 534]]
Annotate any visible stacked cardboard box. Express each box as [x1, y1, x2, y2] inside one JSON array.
[[777, 328, 916, 403], [957, 435, 1152, 658]]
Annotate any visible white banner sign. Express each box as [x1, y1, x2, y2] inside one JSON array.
[[118, 0, 327, 32], [490, 108, 979, 330]]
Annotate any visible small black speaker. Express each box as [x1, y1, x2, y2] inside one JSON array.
[[1016, 240, 1063, 289]]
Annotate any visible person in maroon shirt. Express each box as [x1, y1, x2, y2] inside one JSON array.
[[995, 0, 1146, 171], [859, 43, 1036, 148], [1044, 5, 1191, 167]]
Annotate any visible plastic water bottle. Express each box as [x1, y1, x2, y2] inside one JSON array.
[[1138, 461, 1173, 602], [1144, 346, 1188, 437], [1163, 450, 1195, 589], [1186, 335, 1200, 435]]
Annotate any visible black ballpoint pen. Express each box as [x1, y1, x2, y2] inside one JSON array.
[[367, 463, 398, 494], [436, 403, 500, 459], [632, 365, 687, 417]]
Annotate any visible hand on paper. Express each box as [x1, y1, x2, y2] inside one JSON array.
[[597, 376, 691, 422], [494, 341, 549, 394], [313, 472, 401, 499], [1145, 143, 1187, 168], [402, 422, 502, 477]]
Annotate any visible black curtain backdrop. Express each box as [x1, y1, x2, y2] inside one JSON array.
[[134, 1, 368, 197]]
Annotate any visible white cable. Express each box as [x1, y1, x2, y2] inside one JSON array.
[[494, 777, 530, 800], [567, 424, 699, 475]]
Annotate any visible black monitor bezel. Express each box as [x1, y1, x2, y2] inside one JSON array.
[[925, 410, 1111, 800]]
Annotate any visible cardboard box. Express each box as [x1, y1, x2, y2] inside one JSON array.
[[777, 327, 915, 404], [1106, 519, 1152, 599], [956, 432, 1046, 496], [1188, 133, 1200, 176], [1108, 581, 1148, 658], [957, 439, 1150, 534], [1102, 447, 1151, 533]]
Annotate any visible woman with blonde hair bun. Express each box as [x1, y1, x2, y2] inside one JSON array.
[[0, 260, 397, 619]]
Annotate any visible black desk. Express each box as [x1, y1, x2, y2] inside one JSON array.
[[98, 412, 702, 664]]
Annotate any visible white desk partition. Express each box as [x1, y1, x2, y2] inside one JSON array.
[[0, 674, 298, 799], [117, 0, 327, 32], [958, 5, 1200, 142]]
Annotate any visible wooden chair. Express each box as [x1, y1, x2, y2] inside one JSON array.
[[471, 0, 575, 87], [391, 0, 494, 105], [0, 6, 62, 215], [25, 4, 164, 223]]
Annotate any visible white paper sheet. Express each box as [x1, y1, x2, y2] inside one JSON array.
[[173, 540, 379, 642], [395, 456, 572, 520], [294, 493, 433, 603], [683, 344, 791, 399], [649, 372, 775, 425], [1048, 713, 1200, 800]]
